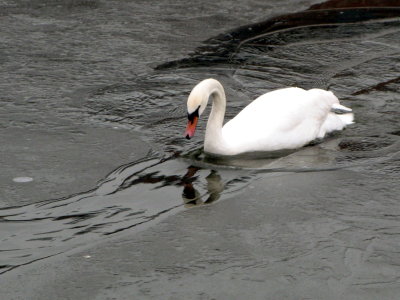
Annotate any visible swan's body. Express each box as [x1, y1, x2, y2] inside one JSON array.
[[185, 79, 354, 156]]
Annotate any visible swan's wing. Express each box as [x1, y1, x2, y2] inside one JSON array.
[[222, 87, 336, 151], [224, 87, 332, 132]]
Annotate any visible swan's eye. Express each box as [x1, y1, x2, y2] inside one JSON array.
[[187, 106, 200, 123]]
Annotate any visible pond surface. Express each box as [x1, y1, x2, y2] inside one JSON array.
[[0, 0, 400, 298]]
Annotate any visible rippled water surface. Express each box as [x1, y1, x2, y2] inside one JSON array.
[[1, 0, 400, 298]]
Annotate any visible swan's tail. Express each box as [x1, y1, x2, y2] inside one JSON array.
[[318, 112, 354, 138], [337, 112, 354, 125], [331, 103, 352, 113]]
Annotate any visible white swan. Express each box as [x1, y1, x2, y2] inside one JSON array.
[[185, 78, 354, 156]]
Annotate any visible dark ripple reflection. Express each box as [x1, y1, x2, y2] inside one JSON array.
[[0, 152, 256, 273]]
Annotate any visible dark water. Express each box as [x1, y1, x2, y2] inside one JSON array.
[[1, 0, 400, 297]]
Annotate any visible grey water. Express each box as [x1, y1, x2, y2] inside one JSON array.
[[1, 0, 400, 299]]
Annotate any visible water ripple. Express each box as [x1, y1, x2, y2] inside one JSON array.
[[1, 0, 400, 277]]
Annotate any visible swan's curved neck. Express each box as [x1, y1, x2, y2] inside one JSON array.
[[202, 80, 228, 154]]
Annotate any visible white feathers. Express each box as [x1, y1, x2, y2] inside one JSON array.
[[317, 112, 354, 138]]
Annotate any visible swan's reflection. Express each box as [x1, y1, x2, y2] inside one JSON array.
[[112, 160, 225, 207], [182, 167, 224, 207]]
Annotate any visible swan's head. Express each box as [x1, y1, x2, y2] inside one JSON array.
[[184, 80, 211, 139]]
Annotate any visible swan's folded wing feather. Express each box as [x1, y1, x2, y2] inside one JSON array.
[[222, 87, 340, 152]]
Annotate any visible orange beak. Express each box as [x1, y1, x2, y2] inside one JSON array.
[[185, 116, 198, 139]]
